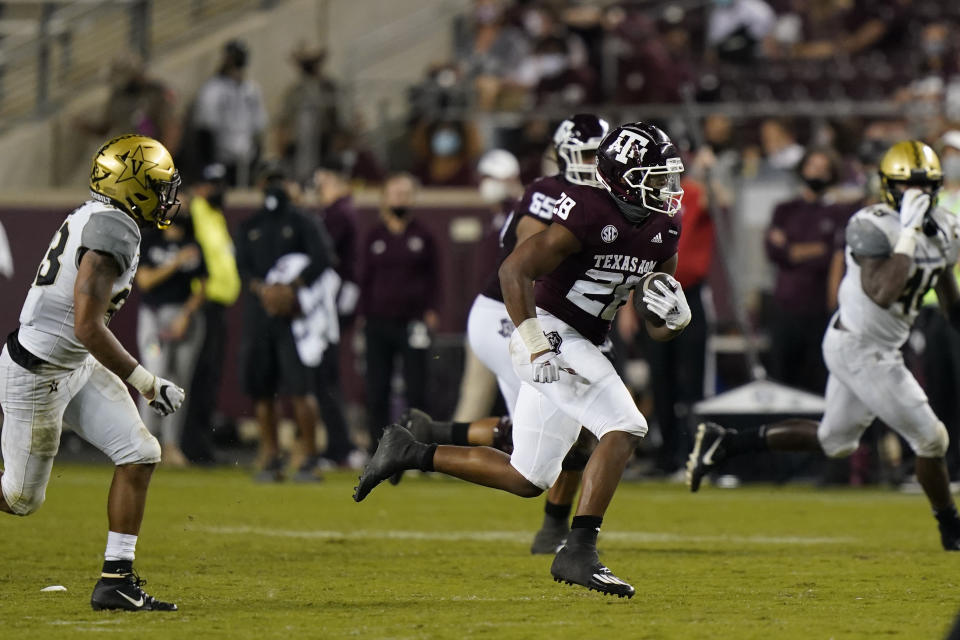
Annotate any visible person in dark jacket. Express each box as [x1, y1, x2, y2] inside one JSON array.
[[235, 168, 334, 481], [764, 147, 848, 393], [359, 173, 439, 452]]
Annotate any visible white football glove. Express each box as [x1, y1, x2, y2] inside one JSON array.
[[148, 376, 186, 416], [531, 350, 561, 384], [642, 275, 692, 331], [899, 188, 930, 233], [127, 365, 185, 416]]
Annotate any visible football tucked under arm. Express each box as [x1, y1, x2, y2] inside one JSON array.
[[633, 254, 689, 341]]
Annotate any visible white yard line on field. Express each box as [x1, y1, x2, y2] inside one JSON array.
[[188, 524, 855, 546]]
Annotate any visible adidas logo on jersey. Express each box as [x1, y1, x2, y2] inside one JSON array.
[[650, 232, 663, 244]]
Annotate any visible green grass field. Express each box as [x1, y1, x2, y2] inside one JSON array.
[[1, 464, 957, 639]]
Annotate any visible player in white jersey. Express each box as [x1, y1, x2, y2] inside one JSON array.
[[0, 134, 186, 610], [686, 140, 960, 550]]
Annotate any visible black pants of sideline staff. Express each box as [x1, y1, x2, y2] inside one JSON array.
[[767, 303, 830, 394], [313, 343, 356, 464], [182, 301, 228, 463], [364, 316, 428, 453]]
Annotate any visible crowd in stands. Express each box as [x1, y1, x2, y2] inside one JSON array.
[[71, 0, 960, 486]]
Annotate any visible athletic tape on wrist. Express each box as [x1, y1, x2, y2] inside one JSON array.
[[126, 364, 155, 395], [893, 230, 917, 256], [517, 317, 552, 354]]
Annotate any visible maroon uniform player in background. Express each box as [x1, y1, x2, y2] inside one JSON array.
[[354, 123, 692, 598]]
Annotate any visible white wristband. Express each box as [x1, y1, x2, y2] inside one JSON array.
[[126, 364, 155, 395], [517, 317, 552, 354], [893, 230, 918, 257]]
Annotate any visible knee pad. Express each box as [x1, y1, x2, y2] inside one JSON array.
[[2, 482, 45, 516], [139, 433, 162, 465], [114, 427, 161, 465], [914, 420, 949, 458]]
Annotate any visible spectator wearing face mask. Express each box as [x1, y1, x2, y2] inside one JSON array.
[[358, 173, 440, 452], [764, 147, 846, 393], [411, 120, 482, 186], [913, 131, 960, 480], [190, 40, 267, 186]]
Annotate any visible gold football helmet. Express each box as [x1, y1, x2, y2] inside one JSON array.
[[878, 140, 943, 209], [89, 134, 181, 228]]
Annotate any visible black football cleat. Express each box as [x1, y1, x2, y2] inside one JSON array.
[[399, 407, 434, 443], [389, 409, 435, 485], [354, 425, 425, 502], [530, 521, 569, 555], [550, 544, 634, 598], [686, 421, 733, 493], [938, 517, 960, 551], [91, 571, 177, 612]]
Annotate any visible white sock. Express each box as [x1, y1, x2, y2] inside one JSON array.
[[104, 531, 138, 562]]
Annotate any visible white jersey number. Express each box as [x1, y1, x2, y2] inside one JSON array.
[[35, 221, 70, 286], [566, 268, 642, 320]]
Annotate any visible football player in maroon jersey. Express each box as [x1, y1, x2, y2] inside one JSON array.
[[354, 123, 692, 598]]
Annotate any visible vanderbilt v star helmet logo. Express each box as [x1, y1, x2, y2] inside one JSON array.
[[610, 130, 649, 164], [601, 225, 618, 243]]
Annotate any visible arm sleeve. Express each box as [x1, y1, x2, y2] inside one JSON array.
[[80, 212, 140, 273], [845, 215, 892, 258]]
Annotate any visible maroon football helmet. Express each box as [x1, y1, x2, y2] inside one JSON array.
[[596, 122, 684, 223], [553, 113, 609, 188]]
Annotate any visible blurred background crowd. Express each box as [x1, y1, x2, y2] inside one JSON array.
[[2, 0, 960, 488]]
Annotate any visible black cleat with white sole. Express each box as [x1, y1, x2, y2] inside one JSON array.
[[686, 421, 733, 493], [91, 571, 177, 612], [551, 543, 634, 598], [354, 424, 432, 502]]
